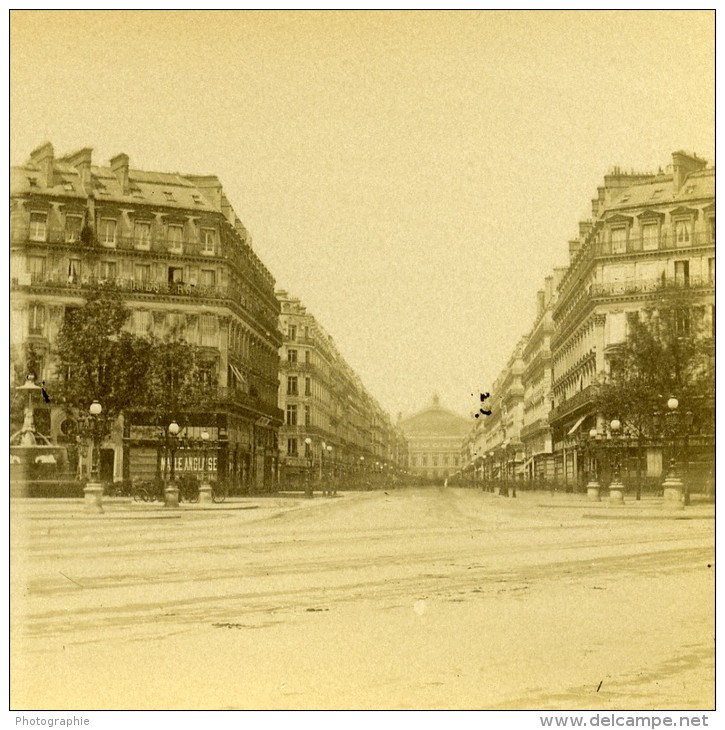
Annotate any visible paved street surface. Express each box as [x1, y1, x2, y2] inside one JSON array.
[[10, 487, 714, 710]]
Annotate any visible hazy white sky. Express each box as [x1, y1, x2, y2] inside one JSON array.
[[10, 10, 715, 419]]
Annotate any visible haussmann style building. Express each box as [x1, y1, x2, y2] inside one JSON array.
[[10, 142, 283, 492], [276, 290, 407, 488]]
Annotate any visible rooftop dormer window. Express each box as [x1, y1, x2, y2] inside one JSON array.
[[27, 177, 38, 188]]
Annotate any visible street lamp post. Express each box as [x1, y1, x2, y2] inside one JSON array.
[[655, 396, 693, 510], [199, 429, 212, 504], [304, 436, 313, 498], [84, 400, 104, 513], [586, 427, 602, 502], [608, 419, 625, 504], [321, 441, 326, 482], [326, 444, 335, 496], [165, 420, 181, 507]]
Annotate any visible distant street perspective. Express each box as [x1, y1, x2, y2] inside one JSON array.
[[10, 10, 714, 715], [11, 487, 714, 710]]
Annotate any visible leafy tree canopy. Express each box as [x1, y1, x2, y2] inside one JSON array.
[[596, 287, 714, 438], [137, 334, 216, 432], [54, 291, 215, 439]]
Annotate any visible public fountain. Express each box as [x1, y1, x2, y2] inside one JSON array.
[[10, 376, 71, 497]]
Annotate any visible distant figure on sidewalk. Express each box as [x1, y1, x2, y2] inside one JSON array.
[[444, 478, 448, 488]]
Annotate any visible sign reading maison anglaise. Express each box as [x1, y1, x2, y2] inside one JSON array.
[[160, 453, 218, 474]]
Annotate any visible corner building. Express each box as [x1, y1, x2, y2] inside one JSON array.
[[549, 151, 714, 486], [10, 143, 283, 490]]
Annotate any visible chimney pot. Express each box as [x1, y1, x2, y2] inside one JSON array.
[[29, 142, 54, 187], [110, 153, 130, 195]]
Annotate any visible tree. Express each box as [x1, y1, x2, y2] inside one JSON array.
[[596, 286, 714, 439], [138, 334, 215, 430], [54, 292, 150, 424], [53, 291, 218, 481], [53, 292, 151, 477]]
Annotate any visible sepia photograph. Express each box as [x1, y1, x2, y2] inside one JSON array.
[[8, 8, 715, 717]]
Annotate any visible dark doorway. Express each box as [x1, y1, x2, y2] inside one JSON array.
[[100, 449, 115, 483]]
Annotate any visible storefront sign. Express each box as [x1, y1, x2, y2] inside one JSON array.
[[161, 452, 218, 473]]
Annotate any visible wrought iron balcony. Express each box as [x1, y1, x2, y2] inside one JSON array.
[[217, 387, 282, 422], [589, 275, 713, 298], [11, 272, 231, 300], [548, 384, 599, 424]]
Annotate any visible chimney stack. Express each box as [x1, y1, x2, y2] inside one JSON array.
[[568, 239, 581, 263], [544, 275, 554, 304], [110, 153, 130, 195], [29, 142, 54, 188], [672, 151, 707, 193], [63, 148, 93, 191]]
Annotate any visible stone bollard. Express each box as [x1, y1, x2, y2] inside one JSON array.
[[662, 476, 685, 511], [608, 481, 625, 504], [586, 480, 601, 502], [83, 481, 104, 513], [198, 481, 213, 505], [165, 482, 180, 508]]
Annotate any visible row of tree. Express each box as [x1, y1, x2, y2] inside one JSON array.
[[19, 291, 215, 453]]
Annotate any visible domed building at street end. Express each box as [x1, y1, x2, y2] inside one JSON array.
[[398, 395, 470, 484]]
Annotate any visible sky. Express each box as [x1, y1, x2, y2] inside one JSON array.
[[9, 10, 715, 420]]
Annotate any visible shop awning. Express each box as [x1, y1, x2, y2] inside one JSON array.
[[229, 363, 247, 385], [567, 414, 587, 436]]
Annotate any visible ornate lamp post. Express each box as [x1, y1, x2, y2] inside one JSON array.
[[165, 420, 181, 507], [321, 441, 327, 482], [199, 429, 212, 504], [84, 400, 104, 513], [654, 396, 693, 510], [608, 418, 625, 504], [304, 436, 313, 497], [326, 444, 335, 496], [586, 427, 602, 502]]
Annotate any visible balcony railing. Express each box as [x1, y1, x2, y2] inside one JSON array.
[[594, 231, 711, 256], [217, 387, 282, 421], [549, 384, 599, 424], [589, 275, 713, 298], [11, 272, 229, 299], [12, 226, 218, 255]]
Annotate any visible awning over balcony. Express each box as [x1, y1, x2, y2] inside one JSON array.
[[567, 414, 587, 436], [229, 363, 247, 386]]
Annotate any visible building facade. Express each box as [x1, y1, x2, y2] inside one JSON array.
[[10, 142, 283, 490], [399, 395, 468, 484], [277, 291, 406, 487], [520, 269, 566, 481], [460, 150, 714, 493], [549, 151, 715, 487]]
